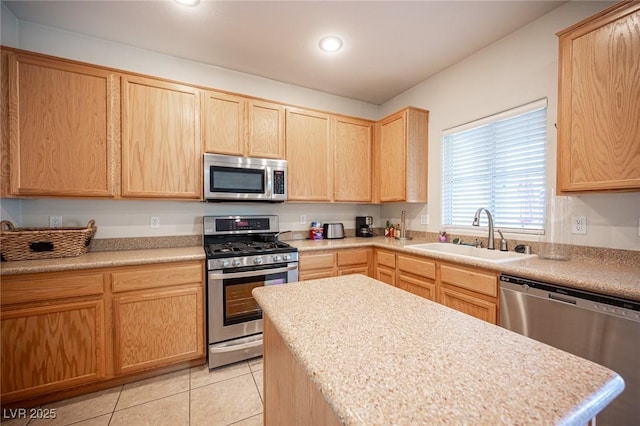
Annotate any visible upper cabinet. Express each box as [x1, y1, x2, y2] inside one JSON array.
[[286, 109, 374, 203], [377, 107, 429, 202], [121, 75, 201, 199], [333, 116, 374, 202], [202, 91, 285, 159], [6, 52, 119, 197], [556, 2, 640, 193], [286, 107, 332, 201]]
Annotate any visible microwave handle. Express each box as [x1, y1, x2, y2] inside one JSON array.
[[209, 264, 298, 280]]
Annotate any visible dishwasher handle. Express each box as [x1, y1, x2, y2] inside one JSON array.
[[548, 293, 577, 305]]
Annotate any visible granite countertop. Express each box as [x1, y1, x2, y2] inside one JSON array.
[[253, 274, 625, 425], [0, 246, 205, 275], [289, 237, 640, 301], [2, 236, 638, 302]]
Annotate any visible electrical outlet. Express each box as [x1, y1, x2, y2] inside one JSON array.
[[150, 215, 160, 229], [300, 215, 307, 224], [420, 214, 429, 225], [49, 216, 62, 228], [571, 216, 587, 235]]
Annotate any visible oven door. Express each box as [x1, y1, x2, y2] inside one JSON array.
[[208, 262, 298, 344]]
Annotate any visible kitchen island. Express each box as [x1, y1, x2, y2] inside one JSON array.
[[253, 274, 624, 425]]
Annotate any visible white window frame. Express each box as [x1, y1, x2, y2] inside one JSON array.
[[442, 98, 548, 235]]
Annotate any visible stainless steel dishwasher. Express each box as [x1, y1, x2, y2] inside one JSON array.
[[500, 274, 640, 426]]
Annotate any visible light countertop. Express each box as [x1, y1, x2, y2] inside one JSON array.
[[0, 246, 205, 275], [1, 237, 638, 302], [289, 237, 640, 301], [253, 274, 625, 425]]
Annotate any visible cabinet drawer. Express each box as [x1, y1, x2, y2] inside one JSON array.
[[397, 255, 436, 280], [1, 272, 105, 306], [440, 264, 497, 297], [376, 250, 396, 268], [336, 249, 369, 267], [112, 262, 203, 293], [299, 252, 335, 271]]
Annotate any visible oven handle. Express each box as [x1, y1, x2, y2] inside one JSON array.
[[209, 337, 263, 354], [209, 264, 298, 280]]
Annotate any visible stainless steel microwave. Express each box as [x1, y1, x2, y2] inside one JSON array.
[[203, 153, 287, 202]]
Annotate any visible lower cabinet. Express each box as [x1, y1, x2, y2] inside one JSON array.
[[372, 248, 499, 324], [111, 262, 205, 375], [374, 249, 396, 285], [396, 254, 437, 301], [299, 248, 371, 281], [0, 260, 205, 405], [438, 262, 498, 324]]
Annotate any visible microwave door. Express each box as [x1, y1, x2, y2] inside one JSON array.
[[209, 165, 268, 200]]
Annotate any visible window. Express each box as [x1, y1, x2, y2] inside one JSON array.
[[442, 99, 547, 233]]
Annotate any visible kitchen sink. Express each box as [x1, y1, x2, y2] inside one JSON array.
[[405, 243, 536, 264]]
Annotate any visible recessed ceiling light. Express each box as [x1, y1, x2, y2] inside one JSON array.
[[175, 0, 200, 6], [319, 36, 343, 53]]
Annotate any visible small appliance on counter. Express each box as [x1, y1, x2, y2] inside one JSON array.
[[356, 216, 374, 237], [323, 223, 345, 239]]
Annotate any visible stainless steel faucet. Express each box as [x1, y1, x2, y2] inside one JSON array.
[[472, 208, 495, 250]]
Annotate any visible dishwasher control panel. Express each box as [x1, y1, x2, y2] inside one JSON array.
[[500, 275, 640, 322]]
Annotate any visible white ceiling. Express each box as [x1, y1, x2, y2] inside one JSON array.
[[3, 0, 566, 105]]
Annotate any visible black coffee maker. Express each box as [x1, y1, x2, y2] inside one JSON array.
[[356, 216, 374, 237]]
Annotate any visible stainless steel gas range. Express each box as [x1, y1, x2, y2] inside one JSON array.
[[204, 215, 298, 369]]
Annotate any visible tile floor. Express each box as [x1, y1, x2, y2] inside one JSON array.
[[2, 358, 264, 426]]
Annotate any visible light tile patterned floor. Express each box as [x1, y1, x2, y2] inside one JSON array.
[[2, 358, 264, 426]]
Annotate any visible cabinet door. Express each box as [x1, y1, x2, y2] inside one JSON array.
[[1, 299, 105, 403], [557, 3, 640, 192], [8, 53, 118, 197], [397, 273, 436, 301], [439, 287, 497, 324], [286, 108, 332, 201], [333, 116, 373, 202], [248, 100, 285, 159], [113, 284, 204, 375], [202, 91, 245, 156], [122, 75, 201, 199], [375, 265, 396, 286], [378, 111, 406, 202]]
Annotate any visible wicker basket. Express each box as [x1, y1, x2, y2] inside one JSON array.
[[0, 220, 97, 261]]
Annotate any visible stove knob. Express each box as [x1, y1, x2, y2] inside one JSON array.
[[232, 259, 241, 267], [282, 254, 290, 261], [254, 257, 263, 265], [221, 260, 230, 268], [272, 255, 281, 262]]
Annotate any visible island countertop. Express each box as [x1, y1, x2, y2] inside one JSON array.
[[253, 274, 624, 425]]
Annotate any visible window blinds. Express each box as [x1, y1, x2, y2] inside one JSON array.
[[442, 99, 547, 233]]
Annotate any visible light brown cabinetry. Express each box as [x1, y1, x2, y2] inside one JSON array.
[[6, 52, 119, 197], [376, 107, 429, 202], [202, 91, 285, 159], [112, 262, 205, 375], [299, 248, 372, 281], [396, 254, 436, 301], [374, 248, 498, 323], [556, 2, 640, 193], [122, 75, 201, 199], [374, 249, 396, 286], [286, 107, 332, 201], [439, 262, 498, 324], [336, 248, 371, 276], [0, 260, 205, 405], [333, 116, 374, 202], [1, 271, 107, 404]]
